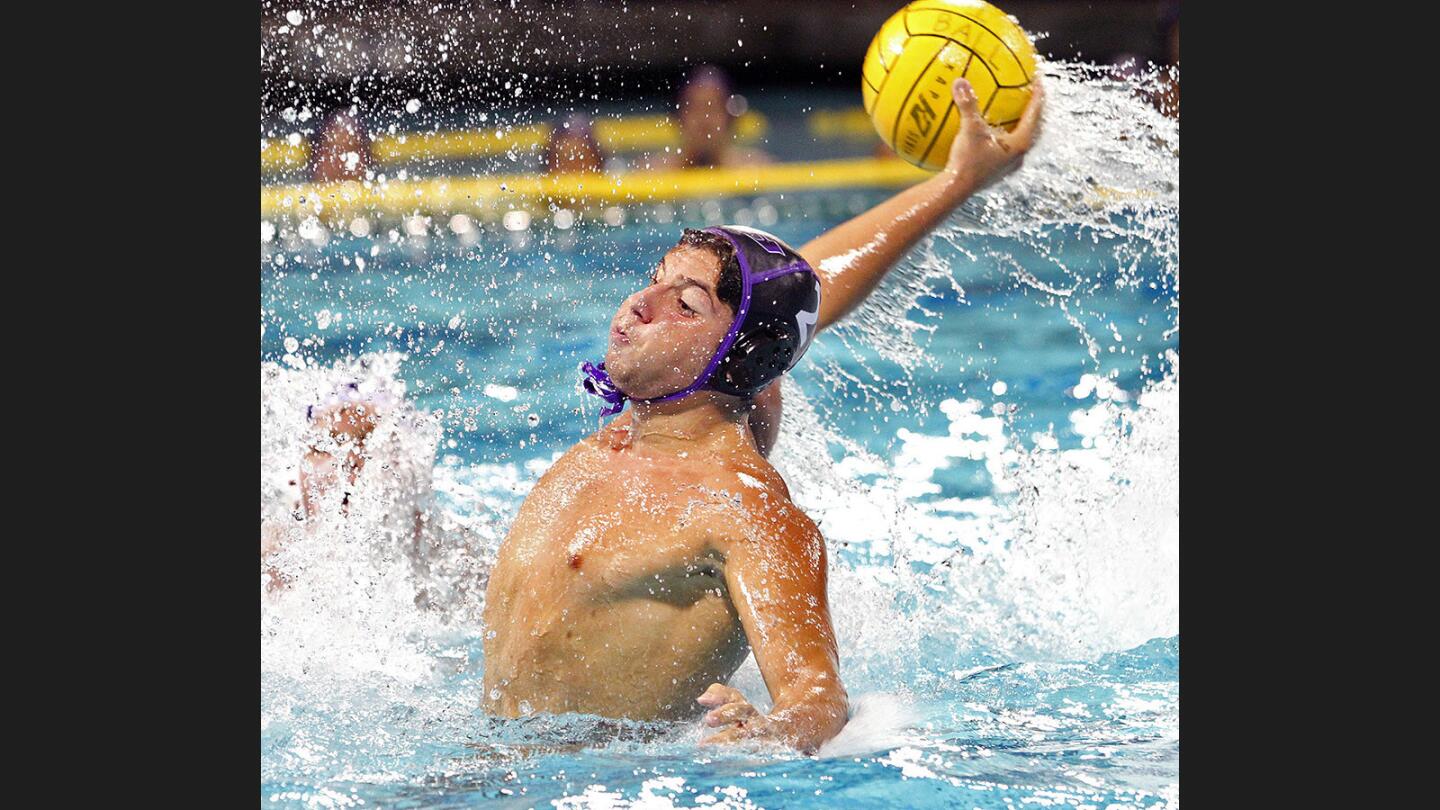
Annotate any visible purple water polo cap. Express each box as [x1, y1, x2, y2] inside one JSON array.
[[581, 225, 822, 415]]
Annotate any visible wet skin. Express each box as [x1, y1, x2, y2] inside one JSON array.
[[482, 247, 847, 751], [482, 421, 811, 719]]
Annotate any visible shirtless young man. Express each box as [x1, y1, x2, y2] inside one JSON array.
[[482, 78, 1044, 752]]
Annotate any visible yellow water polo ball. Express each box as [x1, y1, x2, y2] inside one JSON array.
[[863, 0, 1038, 171]]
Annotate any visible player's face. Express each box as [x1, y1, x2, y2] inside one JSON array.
[[604, 246, 735, 400]]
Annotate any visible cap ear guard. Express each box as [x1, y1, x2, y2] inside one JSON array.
[[709, 324, 798, 396]]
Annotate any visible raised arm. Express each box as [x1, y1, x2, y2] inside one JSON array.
[[800, 76, 1045, 331], [699, 504, 848, 753], [746, 77, 1045, 456]]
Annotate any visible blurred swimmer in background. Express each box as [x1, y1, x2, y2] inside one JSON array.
[[1154, 2, 1179, 118], [651, 65, 772, 169], [544, 113, 607, 175], [261, 380, 436, 593], [310, 109, 371, 183]]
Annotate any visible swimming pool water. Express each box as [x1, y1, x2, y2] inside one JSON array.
[[261, 190, 1175, 501], [261, 179, 1177, 807]]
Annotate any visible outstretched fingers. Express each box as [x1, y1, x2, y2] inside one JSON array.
[[1004, 75, 1046, 153], [950, 78, 985, 127]]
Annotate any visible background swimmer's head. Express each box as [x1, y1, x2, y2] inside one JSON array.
[[310, 109, 370, 183], [1158, 1, 1179, 65], [603, 229, 744, 402], [544, 113, 606, 175], [305, 381, 396, 454], [675, 65, 735, 166], [310, 400, 380, 445]]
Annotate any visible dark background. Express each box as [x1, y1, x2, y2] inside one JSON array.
[[261, 0, 1180, 121]]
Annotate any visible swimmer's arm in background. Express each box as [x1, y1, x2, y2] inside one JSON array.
[[261, 522, 292, 592], [261, 522, 286, 558], [798, 76, 1045, 331], [700, 507, 848, 753]]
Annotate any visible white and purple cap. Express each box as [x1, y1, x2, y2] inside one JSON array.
[[305, 380, 397, 421], [582, 225, 821, 415]]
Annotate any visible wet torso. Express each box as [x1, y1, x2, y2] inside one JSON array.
[[482, 420, 782, 721]]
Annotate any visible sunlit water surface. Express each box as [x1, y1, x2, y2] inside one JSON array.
[[262, 62, 1178, 808]]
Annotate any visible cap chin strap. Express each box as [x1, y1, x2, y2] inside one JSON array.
[[579, 359, 729, 417], [580, 361, 628, 416]]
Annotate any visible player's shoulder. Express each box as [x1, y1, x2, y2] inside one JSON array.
[[709, 456, 822, 546], [705, 449, 789, 505], [524, 431, 607, 496]]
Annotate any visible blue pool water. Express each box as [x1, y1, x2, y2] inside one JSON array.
[[261, 193, 1174, 500], [262, 66, 1178, 809]]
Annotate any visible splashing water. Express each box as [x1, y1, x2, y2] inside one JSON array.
[[261, 353, 494, 682], [261, 61, 1178, 808]]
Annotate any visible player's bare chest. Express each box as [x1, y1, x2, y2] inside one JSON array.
[[514, 455, 740, 576]]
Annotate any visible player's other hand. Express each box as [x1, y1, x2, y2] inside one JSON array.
[[944, 74, 1044, 191], [697, 682, 771, 745]]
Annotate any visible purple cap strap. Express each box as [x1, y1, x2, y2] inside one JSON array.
[[580, 360, 628, 416]]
